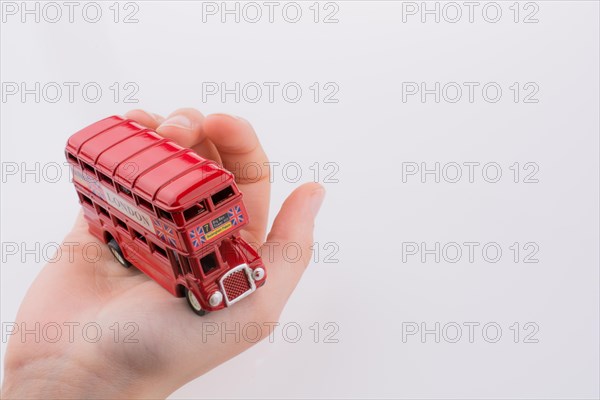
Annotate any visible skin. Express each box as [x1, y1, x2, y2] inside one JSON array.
[[1, 109, 325, 399]]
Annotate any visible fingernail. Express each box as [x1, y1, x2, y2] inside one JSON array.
[[310, 188, 326, 218], [159, 115, 192, 130], [230, 114, 248, 123], [151, 113, 165, 123], [126, 109, 159, 123]]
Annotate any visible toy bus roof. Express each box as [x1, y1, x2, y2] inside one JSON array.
[[66, 116, 232, 210]]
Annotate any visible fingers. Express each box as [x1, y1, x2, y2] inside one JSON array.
[[125, 110, 272, 243], [203, 114, 271, 242], [125, 108, 222, 163], [124, 109, 165, 130], [202, 114, 268, 177], [257, 183, 325, 316], [156, 108, 222, 163]]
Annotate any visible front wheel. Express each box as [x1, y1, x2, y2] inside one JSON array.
[[108, 239, 131, 268], [186, 288, 207, 316]]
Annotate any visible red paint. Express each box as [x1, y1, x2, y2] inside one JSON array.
[[66, 116, 266, 315]]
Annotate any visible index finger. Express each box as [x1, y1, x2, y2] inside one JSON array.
[[202, 114, 271, 243]]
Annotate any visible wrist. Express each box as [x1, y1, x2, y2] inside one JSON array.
[[2, 356, 147, 399]]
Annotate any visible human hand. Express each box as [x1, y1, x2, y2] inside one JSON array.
[[1, 108, 325, 399]]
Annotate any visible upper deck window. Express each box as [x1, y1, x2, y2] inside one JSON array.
[[136, 195, 154, 212], [211, 186, 235, 207], [98, 171, 114, 186], [183, 200, 207, 222], [157, 207, 174, 222], [117, 183, 133, 198], [66, 152, 78, 164], [81, 161, 95, 174]]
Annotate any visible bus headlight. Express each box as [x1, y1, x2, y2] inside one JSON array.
[[209, 291, 223, 307], [252, 267, 265, 281]]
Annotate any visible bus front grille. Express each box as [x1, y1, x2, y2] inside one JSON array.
[[222, 268, 252, 304]]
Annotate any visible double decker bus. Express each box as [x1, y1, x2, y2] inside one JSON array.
[[65, 115, 266, 315]]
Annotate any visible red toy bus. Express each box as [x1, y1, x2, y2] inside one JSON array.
[[65, 115, 266, 315]]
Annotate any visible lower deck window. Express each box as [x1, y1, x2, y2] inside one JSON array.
[[114, 216, 127, 230], [152, 243, 168, 259], [96, 204, 109, 217], [79, 193, 93, 207], [132, 228, 147, 245]]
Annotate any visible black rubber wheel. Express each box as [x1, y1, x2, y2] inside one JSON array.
[[185, 288, 207, 316], [108, 239, 131, 268]]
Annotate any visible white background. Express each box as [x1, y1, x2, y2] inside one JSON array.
[[1, 1, 599, 398]]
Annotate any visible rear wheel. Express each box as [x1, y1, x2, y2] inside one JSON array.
[[186, 288, 207, 316], [108, 239, 131, 268]]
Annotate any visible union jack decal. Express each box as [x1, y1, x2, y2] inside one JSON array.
[[228, 205, 244, 226], [153, 219, 177, 247], [189, 225, 206, 248]]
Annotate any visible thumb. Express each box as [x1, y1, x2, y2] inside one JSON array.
[[260, 182, 325, 308]]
